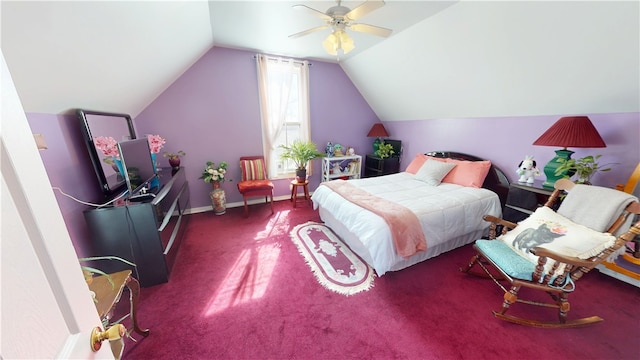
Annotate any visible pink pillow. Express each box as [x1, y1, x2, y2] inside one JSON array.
[[406, 154, 447, 174], [441, 159, 491, 188], [405, 154, 427, 174]]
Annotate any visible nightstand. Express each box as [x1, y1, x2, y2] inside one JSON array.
[[503, 180, 560, 223], [364, 155, 400, 177]]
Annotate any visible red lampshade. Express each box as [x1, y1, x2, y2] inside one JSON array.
[[533, 116, 606, 148], [367, 123, 389, 138]]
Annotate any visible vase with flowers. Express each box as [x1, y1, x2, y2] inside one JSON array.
[[94, 136, 124, 175], [146, 134, 165, 171], [163, 150, 186, 170], [200, 161, 231, 215], [95, 134, 166, 176]]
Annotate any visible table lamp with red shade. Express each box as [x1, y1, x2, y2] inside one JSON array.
[[533, 116, 606, 188], [367, 123, 389, 155]]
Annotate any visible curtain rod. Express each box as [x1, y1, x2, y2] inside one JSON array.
[[252, 54, 312, 66]]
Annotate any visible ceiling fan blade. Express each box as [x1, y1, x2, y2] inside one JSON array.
[[348, 23, 393, 37], [345, 0, 385, 21], [292, 4, 332, 22], [289, 25, 329, 39]]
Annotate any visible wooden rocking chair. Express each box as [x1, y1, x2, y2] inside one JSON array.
[[461, 179, 640, 328]]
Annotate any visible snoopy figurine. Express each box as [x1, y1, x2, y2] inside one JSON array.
[[516, 155, 540, 184]]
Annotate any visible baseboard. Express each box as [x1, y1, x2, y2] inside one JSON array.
[[185, 193, 305, 215]]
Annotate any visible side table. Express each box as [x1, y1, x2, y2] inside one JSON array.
[[88, 269, 150, 337], [290, 180, 311, 207], [502, 180, 559, 223]]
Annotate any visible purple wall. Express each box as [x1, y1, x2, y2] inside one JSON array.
[[26, 45, 639, 258], [134, 47, 379, 209], [384, 113, 639, 189], [26, 112, 104, 258]]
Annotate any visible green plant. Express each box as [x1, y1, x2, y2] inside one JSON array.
[[554, 155, 614, 184], [163, 150, 186, 160], [279, 140, 324, 170], [376, 142, 395, 159]]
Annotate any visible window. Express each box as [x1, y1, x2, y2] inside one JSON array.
[[256, 54, 310, 179]]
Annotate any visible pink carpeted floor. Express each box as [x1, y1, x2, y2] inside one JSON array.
[[121, 200, 640, 359]]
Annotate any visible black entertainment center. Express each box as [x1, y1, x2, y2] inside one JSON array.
[[78, 109, 190, 287], [83, 167, 190, 287]]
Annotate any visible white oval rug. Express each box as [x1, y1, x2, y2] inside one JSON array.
[[290, 221, 375, 296]]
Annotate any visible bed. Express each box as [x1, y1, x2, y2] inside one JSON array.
[[311, 151, 509, 276]]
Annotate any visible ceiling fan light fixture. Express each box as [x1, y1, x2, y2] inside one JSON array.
[[322, 32, 339, 55], [338, 30, 355, 54], [322, 30, 355, 56]]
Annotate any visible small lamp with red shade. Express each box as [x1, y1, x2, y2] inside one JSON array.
[[533, 116, 606, 189], [367, 123, 389, 155]]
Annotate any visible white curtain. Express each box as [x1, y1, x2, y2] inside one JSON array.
[[256, 54, 310, 178]]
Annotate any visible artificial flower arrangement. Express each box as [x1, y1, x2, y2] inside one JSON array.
[[94, 136, 119, 164], [200, 161, 231, 183], [147, 134, 165, 154]]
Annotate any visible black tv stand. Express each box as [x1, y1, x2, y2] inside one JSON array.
[[83, 167, 189, 287]]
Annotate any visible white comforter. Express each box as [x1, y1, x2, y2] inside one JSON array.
[[312, 172, 502, 275]]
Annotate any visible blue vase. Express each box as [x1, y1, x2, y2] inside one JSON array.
[[150, 153, 160, 189], [114, 159, 125, 178]]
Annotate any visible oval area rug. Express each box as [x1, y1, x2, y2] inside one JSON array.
[[290, 221, 375, 296]]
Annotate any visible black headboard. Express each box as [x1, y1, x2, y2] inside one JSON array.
[[426, 151, 510, 208]]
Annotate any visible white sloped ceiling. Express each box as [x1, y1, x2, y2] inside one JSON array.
[[1, 1, 638, 119], [1, 1, 213, 116], [341, 1, 640, 120]]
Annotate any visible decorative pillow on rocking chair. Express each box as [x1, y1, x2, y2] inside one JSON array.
[[497, 206, 616, 276]]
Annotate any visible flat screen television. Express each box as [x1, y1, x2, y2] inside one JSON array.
[[117, 138, 159, 198]]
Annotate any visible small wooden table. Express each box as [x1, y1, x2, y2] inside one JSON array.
[[290, 179, 311, 207], [88, 270, 149, 337]]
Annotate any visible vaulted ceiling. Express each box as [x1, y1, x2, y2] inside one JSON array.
[[2, 1, 638, 120]]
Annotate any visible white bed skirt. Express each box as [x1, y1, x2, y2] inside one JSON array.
[[319, 206, 488, 276]]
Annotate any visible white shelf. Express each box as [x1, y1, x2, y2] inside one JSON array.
[[321, 155, 362, 182]]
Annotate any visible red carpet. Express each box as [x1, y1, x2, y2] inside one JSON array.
[[121, 200, 640, 359]]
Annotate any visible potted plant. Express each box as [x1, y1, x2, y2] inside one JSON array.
[[163, 150, 186, 170], [376, 141, 395, 159], [279, 140, 324, 182], [554, 154, 614, 184]]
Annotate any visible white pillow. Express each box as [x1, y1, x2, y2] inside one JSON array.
[[498, 206, 616, 275], [414, 159, 456, 186]]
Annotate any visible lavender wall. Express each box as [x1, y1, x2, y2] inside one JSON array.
[[384, 113, 639, 189], [26, 112, 104, 258], [134, 47, 379, 209], [25, 46, 639, 259]]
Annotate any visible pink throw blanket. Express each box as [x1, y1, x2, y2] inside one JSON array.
[[322, 180, 427, 258]]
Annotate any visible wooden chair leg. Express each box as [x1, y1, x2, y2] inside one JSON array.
[[269, 194, 274, 214], [460, 254, 481, 274], [497, 285, 520, 316], [243, 198, 249, 217], [558, 292, 570, 324]]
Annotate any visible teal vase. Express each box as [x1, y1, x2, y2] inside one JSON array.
[[114, 159, 125, 178], [150, 153, 160, 189]]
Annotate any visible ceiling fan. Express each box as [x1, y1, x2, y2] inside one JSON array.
[[289, 0, 393, 56]]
